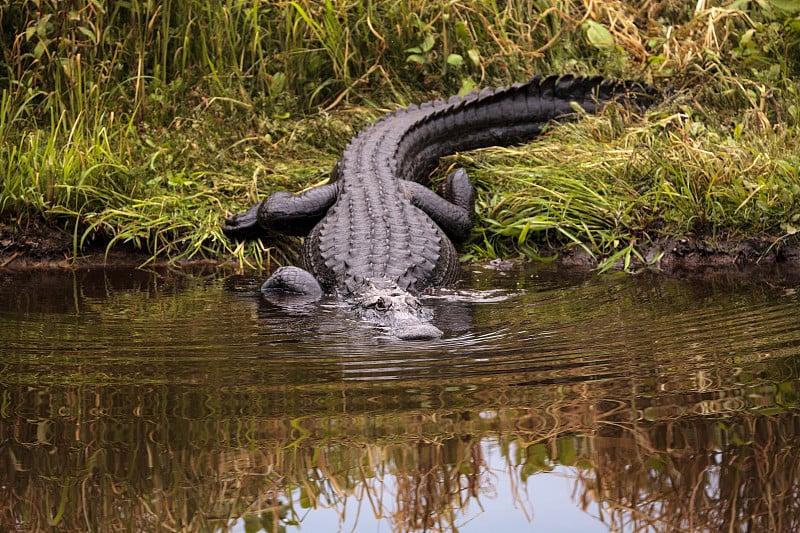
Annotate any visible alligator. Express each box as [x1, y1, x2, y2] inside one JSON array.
[[223, 74, 655, 340]]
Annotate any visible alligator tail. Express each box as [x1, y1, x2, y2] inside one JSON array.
[[479, 74, 657, 116], [395, 74, 658, 181]]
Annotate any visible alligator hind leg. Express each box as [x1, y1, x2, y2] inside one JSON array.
[[261, 266, 323, 299], [440, 168, 476, 215], [223, 183, 339, 239], [402, 168, 475, 243]]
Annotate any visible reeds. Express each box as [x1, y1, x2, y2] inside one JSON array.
[[1, 1, 798, 266], [464, 106, 800, 269]]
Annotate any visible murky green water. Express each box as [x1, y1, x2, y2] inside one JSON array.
[[2, 263, 800, 532]]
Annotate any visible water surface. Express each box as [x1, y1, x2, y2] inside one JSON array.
[[2, 263, 800, 532]]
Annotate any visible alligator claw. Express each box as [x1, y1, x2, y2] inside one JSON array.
[[222, 203, 263, 240]]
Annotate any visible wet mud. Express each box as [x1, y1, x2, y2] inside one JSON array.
[[4, 220, 800, 274]]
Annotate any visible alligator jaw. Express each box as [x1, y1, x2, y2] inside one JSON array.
[[351, 279, 442, 340]]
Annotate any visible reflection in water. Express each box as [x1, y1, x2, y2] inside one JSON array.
[[1, 265, 800, 531]]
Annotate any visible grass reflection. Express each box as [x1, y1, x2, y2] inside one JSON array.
[[2, 379, 800, 532]]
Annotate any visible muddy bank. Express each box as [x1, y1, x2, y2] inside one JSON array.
[[557, 235, 800, 273], [0, 222, 221, 270], [3, 221, 800, 275]]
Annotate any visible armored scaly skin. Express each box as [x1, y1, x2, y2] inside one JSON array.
[[223, 75, 656, 338]]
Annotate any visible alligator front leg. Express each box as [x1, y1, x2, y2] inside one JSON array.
[[402, 168, 475, 243], [223, 183, 339, 239]]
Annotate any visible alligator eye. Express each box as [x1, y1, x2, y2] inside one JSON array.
[[375, 297, 390, 310]]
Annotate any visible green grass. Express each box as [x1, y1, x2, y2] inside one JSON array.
[[1, 1, 799, 268], [461, 108, 800, 268]]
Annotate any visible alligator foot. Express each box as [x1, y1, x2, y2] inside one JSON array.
[[222, 202, 264, 240], [223, 183, 340, 241], [261, 266, 324, 299], [259, 184, 339, 235]]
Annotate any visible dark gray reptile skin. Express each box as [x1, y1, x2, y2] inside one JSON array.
[[223, 74, 656, 338]]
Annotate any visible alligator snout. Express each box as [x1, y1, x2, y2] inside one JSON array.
[[394, 322, 443, 340]]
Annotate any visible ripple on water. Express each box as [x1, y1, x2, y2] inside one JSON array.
[[5, 266, 800, 533], [2, 266, 800, 391]]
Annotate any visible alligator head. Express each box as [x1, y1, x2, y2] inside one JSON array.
[[351, 279, 443, 340]]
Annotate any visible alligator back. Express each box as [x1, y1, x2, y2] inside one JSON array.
[[304, 75, 655, 295]]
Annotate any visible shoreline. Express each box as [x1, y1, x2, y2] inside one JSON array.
[[4, 221, 800, 276]]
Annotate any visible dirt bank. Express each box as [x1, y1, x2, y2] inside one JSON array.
[[3, 220, 800, 274], [0, 221, 221, 270], [558, 235, 800, 272]]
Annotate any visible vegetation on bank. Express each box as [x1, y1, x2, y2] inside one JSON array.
[[0, 0, 799, 269]]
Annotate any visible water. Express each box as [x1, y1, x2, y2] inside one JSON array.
[[2, 263, 800, 532]]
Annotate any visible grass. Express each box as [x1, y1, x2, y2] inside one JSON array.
[[1, 0, 799, 268], [462, 105, 800, 268]]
